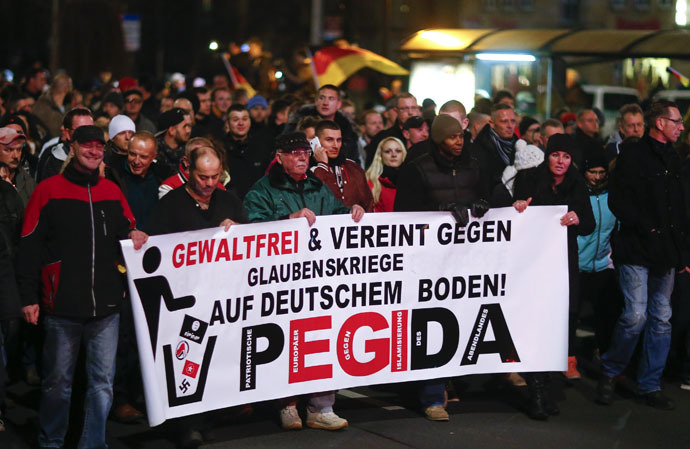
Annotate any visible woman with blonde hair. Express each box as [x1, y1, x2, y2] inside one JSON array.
[[365, 136, 406, 212]]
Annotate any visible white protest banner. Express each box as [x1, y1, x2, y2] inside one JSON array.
[[120, 206, 569, 426]]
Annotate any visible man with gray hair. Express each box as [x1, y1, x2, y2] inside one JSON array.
[[604, 103, 644, 163]]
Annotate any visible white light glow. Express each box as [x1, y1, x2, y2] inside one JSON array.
[[419, 31, 465, 49], [409, 61, 475, 113], [209, 41, 219, 51], [275, 70, 283, 79], [476, 53, 536, 62], [676, 0, 687, 26]]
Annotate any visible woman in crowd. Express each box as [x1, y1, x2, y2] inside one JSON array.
[[365, 136, 406, 212], [511, 133, 595, 420]]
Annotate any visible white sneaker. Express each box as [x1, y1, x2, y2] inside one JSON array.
[[280, 405, 303, 430], [306, 411, 348, 430]]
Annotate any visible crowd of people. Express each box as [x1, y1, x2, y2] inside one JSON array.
[[1, 66, 690, 448]]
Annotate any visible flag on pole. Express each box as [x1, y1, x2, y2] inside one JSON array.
[[312, 45, 409, 87], [667, 66, 689, 88], [221, 53, 257, 97]]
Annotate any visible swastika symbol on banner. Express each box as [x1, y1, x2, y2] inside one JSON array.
[[179, 379, 191, 393]]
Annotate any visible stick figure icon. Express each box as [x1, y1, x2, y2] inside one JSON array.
[[134, 247, 196, 359]]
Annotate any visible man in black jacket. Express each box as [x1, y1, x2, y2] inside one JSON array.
[[466, 103, 517, 195], [395, 114, 490, 422], [597, 100, 689, 410], [17, 125, 147, 448]]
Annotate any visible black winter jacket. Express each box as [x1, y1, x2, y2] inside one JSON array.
[[16, 162, 136, 318], [394, 141, 489, 212], [0, 181, 24, 319], [513, 164, 596, 302], [608, 134, 688, 270]]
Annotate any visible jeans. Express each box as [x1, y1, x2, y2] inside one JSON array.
[[39, 313, 119, 449], [418, 380, 446, 408], [601, 265, 674, 393]]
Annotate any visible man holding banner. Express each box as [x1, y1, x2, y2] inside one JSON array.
[[149, 142, 247, 448], [395, 114, 490, 421], [244, 131, 364, 431]]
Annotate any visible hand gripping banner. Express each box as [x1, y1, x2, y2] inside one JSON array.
[[120, 207, 569, 425]]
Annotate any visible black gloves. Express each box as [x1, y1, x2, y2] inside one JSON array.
[[440, 202, 469, 226], [471, 199, 490, 219], [440, 200, 490, 226]]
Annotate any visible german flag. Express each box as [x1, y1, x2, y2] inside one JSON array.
[[313, 45, 409, 88], [221, 53, 257, 97]]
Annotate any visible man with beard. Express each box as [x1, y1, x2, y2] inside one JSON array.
[[155, 108, 191, 178]]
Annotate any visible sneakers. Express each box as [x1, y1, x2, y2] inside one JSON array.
[[596, 376, 616, 405], [505, 372, 527, 387], [640, 390, 675, 410], [424, 405, 449, 421], [306, 411, 348, 430], [564, 356, 581, 379], [680, 379, 690, 391], [280, 405, 303, 430]]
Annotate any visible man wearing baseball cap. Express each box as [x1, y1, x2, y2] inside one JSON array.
[[0, 127, 34, 205], [402, 116, 429, 149], [17, 124, 147, 448]]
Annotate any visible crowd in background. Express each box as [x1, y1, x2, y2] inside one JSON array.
[[1, 64, 690, 448]]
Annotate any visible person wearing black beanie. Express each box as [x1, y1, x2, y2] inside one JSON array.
[[511, 132, 595, 420]]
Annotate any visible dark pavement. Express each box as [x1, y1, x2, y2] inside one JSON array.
[[2, 353, 690, 449]]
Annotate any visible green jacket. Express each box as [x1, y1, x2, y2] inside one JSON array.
[[244, 163, 349, 223]]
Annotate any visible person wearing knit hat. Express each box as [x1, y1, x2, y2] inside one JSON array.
[[431, 114, 463, 146], [105, 115, 136, 171], [101, 91, 124, 118], [545, 133, 577, 159], [248, 95, 269, 127], [395, 109, 490, 423], [511, 130, 595, 419], [519, 116, 540, 145]]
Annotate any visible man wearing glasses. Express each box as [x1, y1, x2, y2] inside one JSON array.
[[365, 92, 421, 167], [597, 100, 689, 410], [0, 128, 35, 205], [123, 89, 156, 134], [243, 132, 363, 431]]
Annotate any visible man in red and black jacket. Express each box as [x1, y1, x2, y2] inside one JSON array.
[[16, 125, 147, 448]]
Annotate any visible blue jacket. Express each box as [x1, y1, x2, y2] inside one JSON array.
[[578, 189, 616, 273]]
